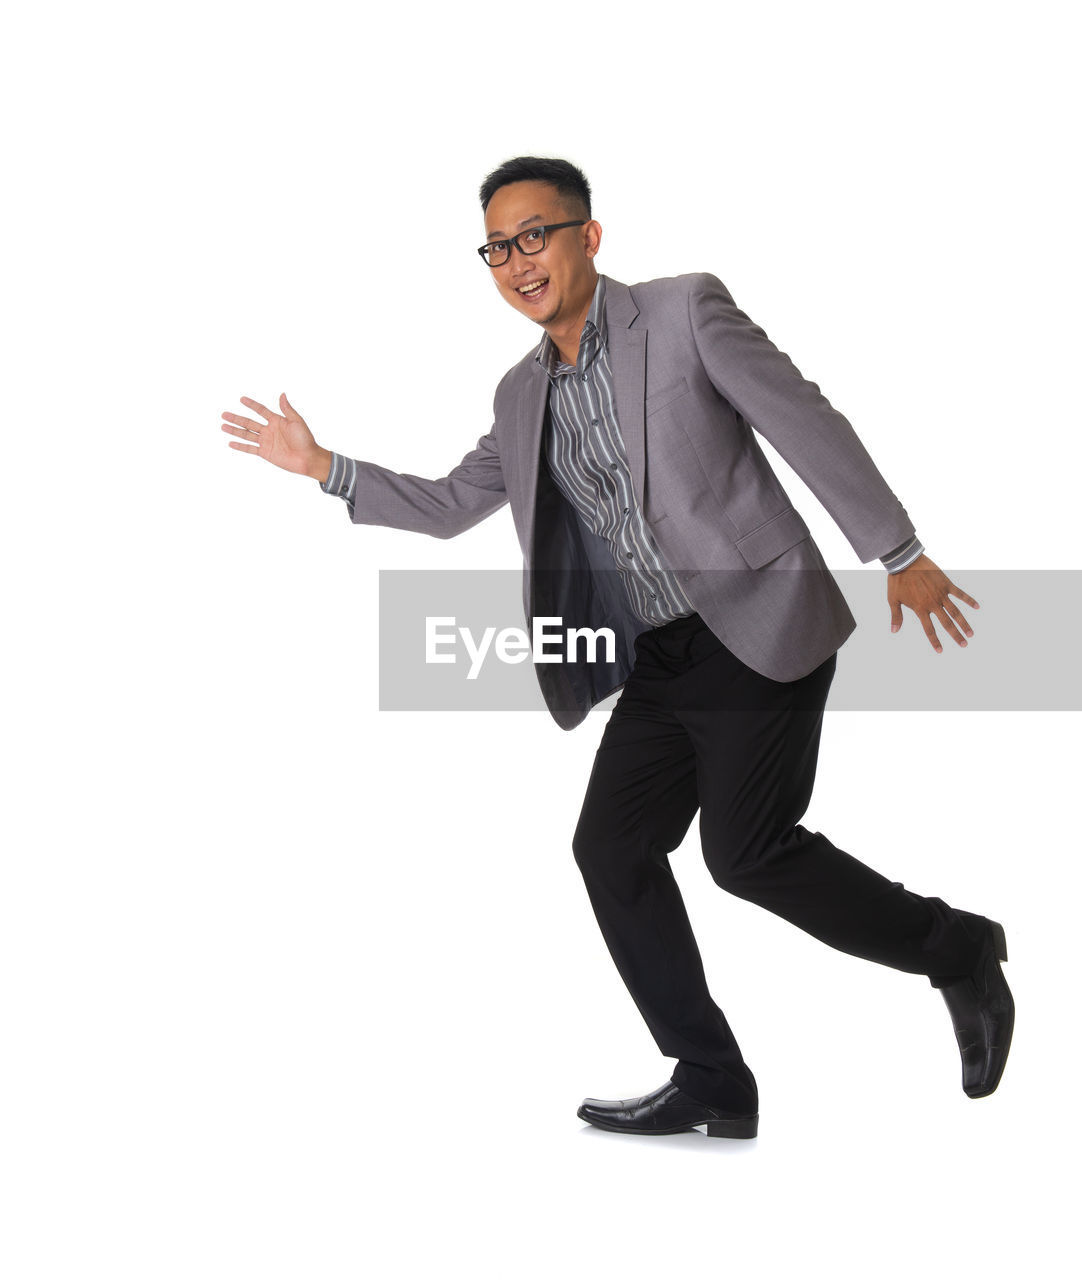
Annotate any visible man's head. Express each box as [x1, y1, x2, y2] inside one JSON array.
[[478, 156, 601, 335]]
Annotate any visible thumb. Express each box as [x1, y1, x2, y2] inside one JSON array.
[[890, 599, 903, 633], [280, 391, 296, 417]]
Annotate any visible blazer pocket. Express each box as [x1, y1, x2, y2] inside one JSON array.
[[734, 507, 811, 568], [645, 377, 691, 417]]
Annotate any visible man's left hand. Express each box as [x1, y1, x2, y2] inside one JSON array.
[[887, 553, 979, 653]]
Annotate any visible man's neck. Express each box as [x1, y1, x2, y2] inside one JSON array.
[[547, 274, 600, 367]]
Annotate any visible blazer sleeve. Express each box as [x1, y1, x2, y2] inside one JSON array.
[[346, 426, 508, 540], [688, 272, 916, 564]]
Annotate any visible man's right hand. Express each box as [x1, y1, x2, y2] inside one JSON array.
[[221, 393, 332, 483]]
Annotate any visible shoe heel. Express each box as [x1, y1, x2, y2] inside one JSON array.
[[706, 1115, 758, 1140], [990, 920, 1008, 962]]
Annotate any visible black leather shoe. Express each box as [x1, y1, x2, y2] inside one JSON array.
[[577, 1080, 758, 1139], [939, 917, 1014, 1098]]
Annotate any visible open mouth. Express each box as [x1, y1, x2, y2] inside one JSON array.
[[517, 278, 550, 303]]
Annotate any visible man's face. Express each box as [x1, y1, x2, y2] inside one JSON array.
[[482, 180, 600, 329]]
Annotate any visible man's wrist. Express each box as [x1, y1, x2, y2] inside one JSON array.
[[881, 536, 925, 574], [307, 446, 333, 484]]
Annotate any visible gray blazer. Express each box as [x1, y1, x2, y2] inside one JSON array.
[[348, 273, 915, 729]]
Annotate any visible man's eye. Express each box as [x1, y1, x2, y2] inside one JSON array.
[[490, 242, 508, 254], [524, 229, 544, 243]]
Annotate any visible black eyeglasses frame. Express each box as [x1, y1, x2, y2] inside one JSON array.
[[477, 220, 587, 267]]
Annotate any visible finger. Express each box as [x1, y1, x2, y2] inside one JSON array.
[[227, 440, 260, 455], [943, 599, 973, 638], [239, 396, 273, 422], [221, 421, 259, 440], [948, 582, 979, 609], [222, 412, 262, 434], [933, 606, 966, 648], [919, 614, 943, 654], [890, 600, 903, 633]]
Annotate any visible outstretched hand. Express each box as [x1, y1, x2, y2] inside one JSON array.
[[221, 393, 331, 481], [887, 553, 978, 653]]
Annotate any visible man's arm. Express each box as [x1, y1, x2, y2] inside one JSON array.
[[339, 428, 507, 539], [687, 276, 977, 650], [221, 393, 508, 539], [687, 273, 915, 564]]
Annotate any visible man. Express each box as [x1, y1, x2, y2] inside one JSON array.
[[221, 156, 1013, 1140]]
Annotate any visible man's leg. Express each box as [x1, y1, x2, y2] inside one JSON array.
[[573, 615, 1006, 1118], [676, 622, 1016, 1099], [572, 618, 758, 1115], [675, 624, 984, 983]]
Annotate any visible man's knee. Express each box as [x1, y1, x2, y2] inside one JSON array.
[[571, 824, 593, 870], [572, 823, 626, 876], [700, 822, 782, 897], [572, 822, 676, 882]]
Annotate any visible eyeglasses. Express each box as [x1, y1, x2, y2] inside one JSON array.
[[477, 221, 586, 267]]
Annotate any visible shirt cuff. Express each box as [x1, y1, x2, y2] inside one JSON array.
[[880, 535, 924, 574], [320, 452, 357, 517]]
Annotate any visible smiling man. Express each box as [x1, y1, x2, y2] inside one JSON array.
[[221, 156, 1014, 1140], [482, 200, 596, 358]]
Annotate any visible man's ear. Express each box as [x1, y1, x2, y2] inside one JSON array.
[[584, 219, 602, 261]]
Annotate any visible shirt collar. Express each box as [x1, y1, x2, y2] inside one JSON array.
[[536, 275, 608, 380]]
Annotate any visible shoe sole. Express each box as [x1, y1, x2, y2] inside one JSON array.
[[576, 1107, 759, 1139]]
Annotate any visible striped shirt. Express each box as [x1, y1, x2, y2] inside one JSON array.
[[321, 277, 925, 595], [535, 276, 695, 625]]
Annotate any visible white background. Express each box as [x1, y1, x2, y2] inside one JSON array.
[[3, 1, 1078, 1276]]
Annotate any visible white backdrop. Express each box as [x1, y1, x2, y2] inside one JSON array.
[[3, 2, 1078, 1277]]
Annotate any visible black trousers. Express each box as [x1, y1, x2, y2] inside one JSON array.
[[571, 613, 983, 1113]]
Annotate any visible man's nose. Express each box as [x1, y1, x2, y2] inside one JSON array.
[[509, 244, 538, 277]]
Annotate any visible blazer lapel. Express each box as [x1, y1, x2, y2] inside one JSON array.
[[604, 278, 648, 513], [516, 356, 551, 562]]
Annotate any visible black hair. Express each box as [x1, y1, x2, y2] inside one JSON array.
[[479, 156, 592, 219]]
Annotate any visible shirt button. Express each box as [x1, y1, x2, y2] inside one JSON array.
[[650, 593, 657, 599], [609, 462, 618, 471], [626, 552, 634, 559], [580, 374, 588, 383], [623, 506, 629, 513], [591, 419, 599, 426]]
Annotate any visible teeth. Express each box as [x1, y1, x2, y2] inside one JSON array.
[[519, 280, 548, 294]]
